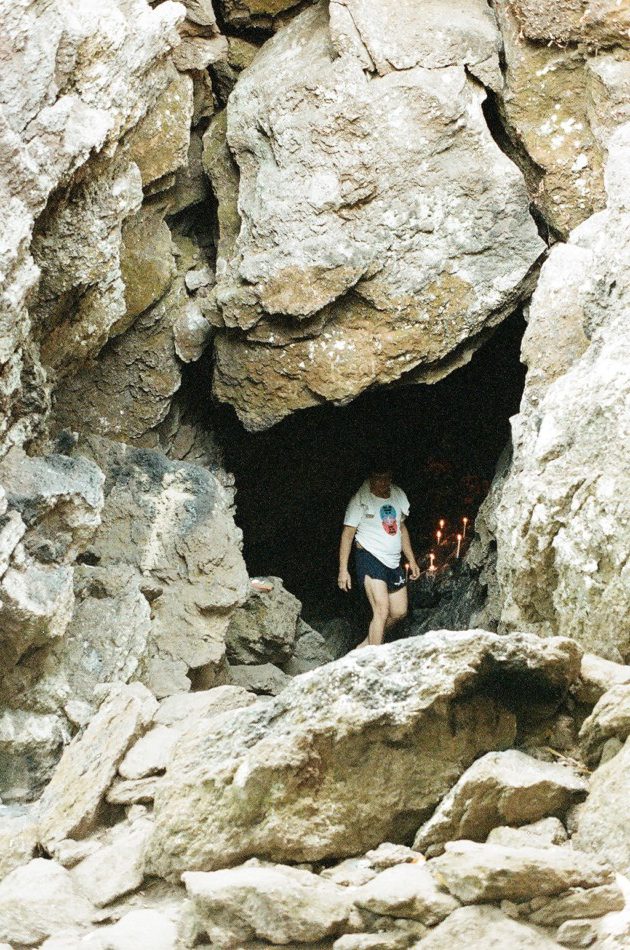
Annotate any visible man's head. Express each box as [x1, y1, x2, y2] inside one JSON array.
[[368, 457, 393, 496]]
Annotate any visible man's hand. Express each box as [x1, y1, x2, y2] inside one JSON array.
[[409, 560, 421, 581], [338, 568, 352, 591]]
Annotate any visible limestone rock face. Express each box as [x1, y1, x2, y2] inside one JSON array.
[[207, 0, 544, 430], [413, 750, 587, 856], [183, 862, 353, 946], [0, 0, 184, 452], [37, 683, 157, 848], [72, 436, 249, 697], [146, 631, 580, 879], [492, 1, 630, 238], [0, 810, 37, 881], [0, 450, 104, 725], [428, 840, 615, 904], [573, 735, 630, 874], [0, 712, 70, 804], [484, 126, 630, 661]]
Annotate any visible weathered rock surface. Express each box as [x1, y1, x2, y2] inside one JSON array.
[[208, 0, 543, 430], [0, 711, 70, 803], [429, 840, 615, 904], [353, 862, 459, 926], [118, 726, 179, 780], [37, 683, 157, 848], [284, 626, 335, 676], [0, 0, 184, 452], [183, 862, 353, 947], [413, 749, 587, 856], [486, 816, 568, 849], [573, 654, 630, 705], [415, 904, 559, 948], [153, 685, 259, 728], [228, 662, 292, 695], [320, 843, 420, 888], [70, 436, 249, 697], [483, 125, 630, 662], [146, 631, 580, 879], [579, 685, 630, 767], [70, 817, 153, 907], [573, 735, 630, 874], [0, 859, 94, 947], [0, 809, 37, 881], [225, 578, 301, 664], [523, 882, 626, 927]]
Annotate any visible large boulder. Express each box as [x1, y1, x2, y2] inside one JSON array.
[[225, 577, 301, 664], [206, 0, 544, 430], [481, 125, 630, 662], [146, 631, 580, 879], [413, 749, 587, 856]]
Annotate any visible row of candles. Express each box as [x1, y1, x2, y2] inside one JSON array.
[[405, 515, 472, 581]]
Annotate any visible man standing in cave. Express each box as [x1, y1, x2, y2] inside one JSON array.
[[338, 461, 420, 647]]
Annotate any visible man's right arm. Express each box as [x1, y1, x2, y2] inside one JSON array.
[[338, 524, 357, 591]]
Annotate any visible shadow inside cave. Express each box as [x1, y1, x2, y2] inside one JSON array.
[[200, 311, 527, 640]]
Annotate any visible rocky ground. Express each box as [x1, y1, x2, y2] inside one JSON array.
[[1, 0, 630, 947]]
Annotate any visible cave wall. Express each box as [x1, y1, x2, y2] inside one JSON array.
[[1, 0, 630, 769]]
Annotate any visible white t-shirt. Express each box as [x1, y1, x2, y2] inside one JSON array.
[[343, 480, 410, 569]]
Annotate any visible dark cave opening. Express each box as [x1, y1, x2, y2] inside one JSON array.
[[205, 311, 528, 631]]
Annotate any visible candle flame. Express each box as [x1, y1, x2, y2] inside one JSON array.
[[457, 533, 462, 541]]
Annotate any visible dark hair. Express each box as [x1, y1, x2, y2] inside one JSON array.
[[366, 451, 394, 477]]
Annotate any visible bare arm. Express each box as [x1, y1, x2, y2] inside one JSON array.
[[338, 524, 357, 590], [401, 522, 420, 579]]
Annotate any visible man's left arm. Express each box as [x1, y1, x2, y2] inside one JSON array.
[[401, 522, 420, 579]]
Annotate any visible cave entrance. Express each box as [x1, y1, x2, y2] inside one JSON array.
[[210, 312, 527, 634]]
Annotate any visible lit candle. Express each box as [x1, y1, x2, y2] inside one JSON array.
[[436, 529, 442, 545], [429, 551, 436, 571], [456, 533, 462, 558], [462, 516, 469, 539], [405, 562, 410, 583], [439, 518, 445, 531]]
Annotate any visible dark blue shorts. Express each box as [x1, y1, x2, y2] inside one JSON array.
[[355, 546, 406, 594]]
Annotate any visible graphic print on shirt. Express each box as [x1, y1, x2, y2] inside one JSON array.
[[379, 503, 398, 536]]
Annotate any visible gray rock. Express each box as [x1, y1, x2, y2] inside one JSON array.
[[414, 905, 560, 948], [353, 861, 459, 926], [73, 436, 250, 697], [118, 726, 178, 780], [226, 578, 301, 665], [153, 685, 258, 729], [557, 919, 597, 948], [573, 654, 630, 706], [573, 735, 630, 874], [37, 683, 157, 848], [146, 631, 579, 880], [106, 776, 163, 806], [209, 1, 543, 430], [487, 817, 568, 849], [228, 663, 292, 696], [413, 750, 587, 856], [183, 862, 353, 947], [0, 711, 70, 804], [284, 627, 335, 676], [0, 809, 37, 881], [428, 841, 615, 904], [70, 817, 153, 907], [0, 858, 94, 947], [579, 685, 630, 767], [526, 883, 626, 927]]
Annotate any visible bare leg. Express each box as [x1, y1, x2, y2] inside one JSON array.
[[385, 585, 408, 631], [358, 576, 390, 646]]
